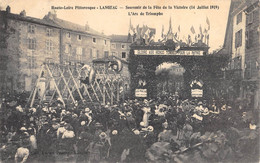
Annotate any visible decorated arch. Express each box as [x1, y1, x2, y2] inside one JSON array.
[[128, 41, 227, 99]]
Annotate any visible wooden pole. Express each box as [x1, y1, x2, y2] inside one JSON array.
[[46, 64, 65, 107], [30, 64, 45, 107]]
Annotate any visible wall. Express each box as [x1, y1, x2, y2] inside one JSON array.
[[61, 30, 110, 64]]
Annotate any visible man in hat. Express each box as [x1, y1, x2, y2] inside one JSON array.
[[86, 132, 108, 163], [14, 143, 30, 163]]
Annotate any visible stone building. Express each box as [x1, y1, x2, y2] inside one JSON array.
[[222, 0, 259, 109], [43, 12, 110, 65], [0, 7, 60, 93], [0, 7, 111, 94], [109, 35, 132, 61]]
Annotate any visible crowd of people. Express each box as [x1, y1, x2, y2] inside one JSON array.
[[0, 92, 258, 162]]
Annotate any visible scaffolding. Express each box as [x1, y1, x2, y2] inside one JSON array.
[[27, 63, 128, 107]]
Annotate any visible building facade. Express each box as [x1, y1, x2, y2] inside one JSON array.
[[0, 7, 60, 93], [109, 35, 132, 61], [0, 7, 111, 94], [43, 12, 111, 65], [223, 0, 260, 109]]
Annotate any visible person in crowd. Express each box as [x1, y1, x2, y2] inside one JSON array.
[[14, 142, 30, 163], [0, 91, 257, 162]]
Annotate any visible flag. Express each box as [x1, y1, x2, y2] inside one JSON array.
[[128, 18, 132, 33], [206, 17, 210, 30], [206, 34, 209, 45], [188, 35, 192, 45], [256, 61, 259, 69], [141, 24, 148, 38], [204, 28, 207, 34], [136, 25, 141, 38], [178, 25, 180, 32], [127, 33, 131, 42], [161, 25, 164, 38], [129, 19, 135, 35], [168, 17, 173, 35], [198, 34, 200, 40], [190, 26, 195, 34], [199, 25, 202, 34]]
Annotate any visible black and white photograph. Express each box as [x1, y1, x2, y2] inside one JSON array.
[[0, 0, 259, 162]]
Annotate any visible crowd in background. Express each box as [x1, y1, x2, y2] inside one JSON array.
[[0, 92, 259, 162]]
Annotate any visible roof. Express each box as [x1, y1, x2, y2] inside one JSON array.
[[0, 9, 109, 38], [44, 15, 109, 38], [0, 11, 59, 29], [109, 35, 132, 43], [93, 56, 128, 64]]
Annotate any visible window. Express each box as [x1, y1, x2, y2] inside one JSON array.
[[121, 44, 126, 49], [77, 35, 82, 41], [111, 43, 116, 49], [65, 44, 70, 53], [112, 52, 117, 56], [92, 38, 96, 43], [76, 47, 82, 55], [96, 50, 99, 58], [235, 29, 242, 48], [247, 12, 254, 24], [104, 40, 107, 45], [28, 56, 36, 69], [236, 12, 242, 25], [46, 28, 52, 36], [104, 51, 109, 57], [92, 49, 97, 59], [76, 54, 82, 62], [246, 30, 254, 49], [90, 48, 93, 58], [66, 32, 71, 39], [46, 40, 53, 51], [28, 38, 36, 49], [122, 52, 126, 58], [28, 24, 35, 33]]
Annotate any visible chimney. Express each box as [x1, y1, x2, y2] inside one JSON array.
[[47, 10, 57, 20], [20, 10, 26, 17], [85, 22, 89, 31], [6, 6, 10, 13]]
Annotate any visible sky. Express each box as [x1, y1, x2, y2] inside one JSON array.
[[1, 0, 231, 53]]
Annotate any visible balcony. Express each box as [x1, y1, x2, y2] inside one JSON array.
[[225, 69, 242, 80]]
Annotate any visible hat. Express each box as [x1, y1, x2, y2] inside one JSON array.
[[85, 108, 91, 112], [20, 127, 27, 131], [147, 126, 154, 132], [198, 101, 203, 105], [81, 121, 86, 126], [112, 130, 118, 135], [99, 132, 107, 139], [140, 121, 145, 127], [30, 108, 36, 113], [133, 129, 140, 135], [126, 112, 132, 117], [16, 105, 23, 112]]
